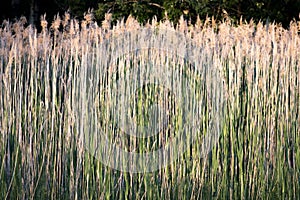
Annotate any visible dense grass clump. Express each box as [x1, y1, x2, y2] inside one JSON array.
[[0, 12, 299, 199]]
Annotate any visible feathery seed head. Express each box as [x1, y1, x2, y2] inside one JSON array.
[[51, 14, 61, 31], [102, 13, 112, 30], [40, 14, 48, 31], [84, 9, 94, 24]]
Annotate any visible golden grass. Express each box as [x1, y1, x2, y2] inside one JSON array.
[[0, 12, 299, 199]]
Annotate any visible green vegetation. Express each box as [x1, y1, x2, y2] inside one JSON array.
[[1, 0, 300, 28], [0, 12, 299, 199]]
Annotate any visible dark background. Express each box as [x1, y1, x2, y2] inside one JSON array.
[[1, 0, 300, 28]]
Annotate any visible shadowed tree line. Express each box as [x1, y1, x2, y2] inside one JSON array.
[[1, 0, 300, 29]]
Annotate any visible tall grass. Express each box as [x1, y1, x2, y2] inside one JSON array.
[[0, 12, 299, 199]]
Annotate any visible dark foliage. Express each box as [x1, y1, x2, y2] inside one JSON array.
[[1, 0, 299, 29]]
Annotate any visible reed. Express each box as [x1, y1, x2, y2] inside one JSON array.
[[0, 12, 299, 199]]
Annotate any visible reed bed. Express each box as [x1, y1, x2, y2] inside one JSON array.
[[0, 12, 299, 199]]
